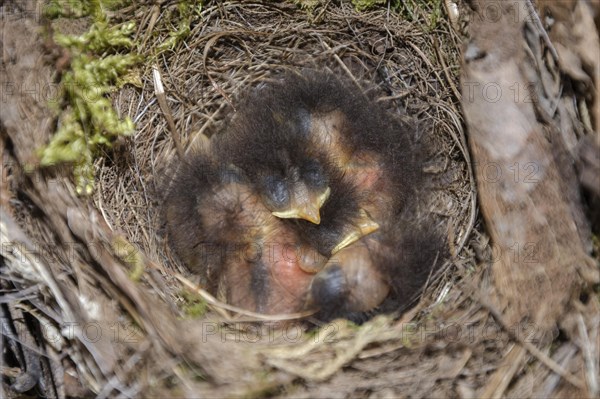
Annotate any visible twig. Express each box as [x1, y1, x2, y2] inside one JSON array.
[[153, 65, 185, 161], [174, 273, 316, 322], [525, 0, 559, 62]]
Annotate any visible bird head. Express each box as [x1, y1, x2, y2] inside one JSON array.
[[217, 82, 338, 225], [259, 160, 331, 225]]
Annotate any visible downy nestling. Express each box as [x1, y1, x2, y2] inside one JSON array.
[[164, 70, 444, 322]]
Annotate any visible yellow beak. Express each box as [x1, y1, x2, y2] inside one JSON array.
[[272, 186, 330, 224], [331, 209, 380, 254]]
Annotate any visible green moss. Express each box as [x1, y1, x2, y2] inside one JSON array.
[[425, 0, 443, 30], [39, 2, 139, 194], [45, 0, 131, 18], [352, 0, 386, 12], [294, 0, 322, 12], [390, 0, 443, 30], [156, 2, 203, 53], [112, 236, 145, 281], [180, 290, 208, 318]]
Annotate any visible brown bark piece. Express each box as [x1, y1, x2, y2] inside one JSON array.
[[461, 0, 598, 331], [539, 0, 600, 139]]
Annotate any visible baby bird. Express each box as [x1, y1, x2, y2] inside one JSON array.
[[164, 144, 324, 314], [164, 70, 443, 321]]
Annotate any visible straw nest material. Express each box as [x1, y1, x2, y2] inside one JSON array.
[[1, 1, 598, 398]]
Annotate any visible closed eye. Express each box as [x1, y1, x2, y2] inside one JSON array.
[[303, 162, 327, 188], [264, 175, 289, 208]]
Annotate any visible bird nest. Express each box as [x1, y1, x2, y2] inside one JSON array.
[[2, 1, 597, 398]]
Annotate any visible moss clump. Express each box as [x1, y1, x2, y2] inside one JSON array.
[[39, 2, 139, 194], [352, 0, 386, 12], [45, 0, 131, 18], [180, 290, 208, 318], [156, 2, 204, 53], [390, 0, 444, 29], [112, 236, 145, 281]]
